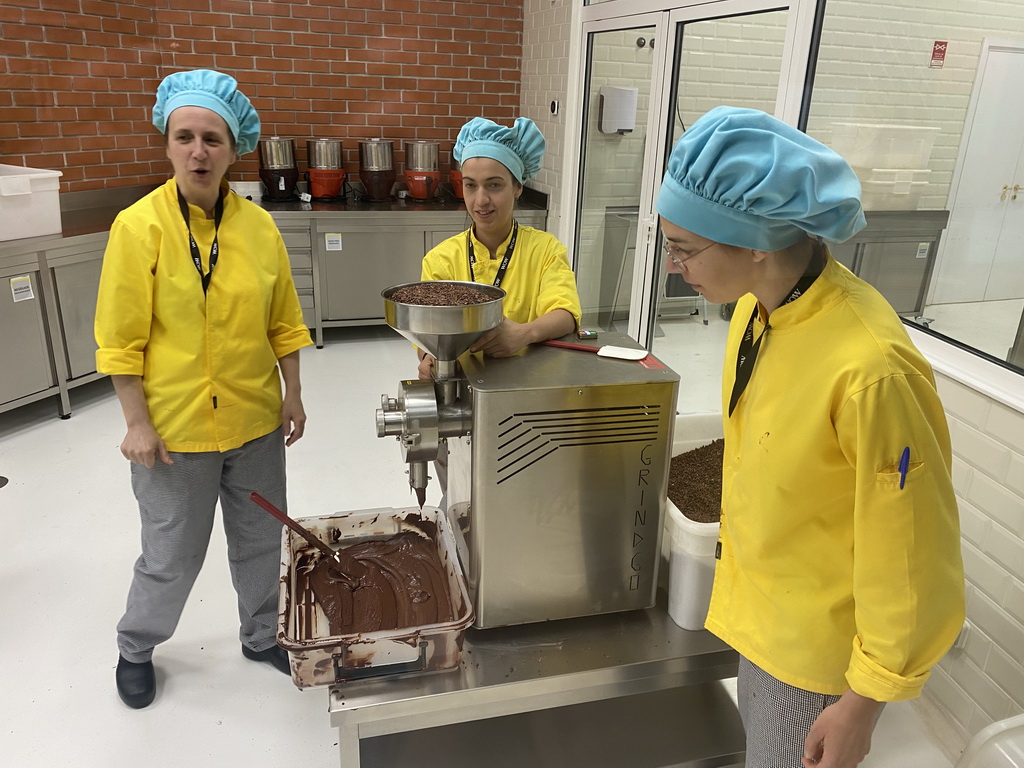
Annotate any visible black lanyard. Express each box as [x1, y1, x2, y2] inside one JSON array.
[[177, 187, 224, 296], [727, 251, 823, 417], [467, 219, 518, 287]]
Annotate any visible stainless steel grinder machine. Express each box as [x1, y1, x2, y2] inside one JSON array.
[[376, 282, 680, 629]]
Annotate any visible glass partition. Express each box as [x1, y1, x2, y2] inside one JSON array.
[[805, 1, 1024, 374]]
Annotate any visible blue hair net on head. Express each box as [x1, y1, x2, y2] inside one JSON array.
[[152, 69, 261, 156], [656, 106, 866, 251], [454, 117, 545, 183]]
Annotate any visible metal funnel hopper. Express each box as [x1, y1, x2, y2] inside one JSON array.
[[382, 281, 505, 361]]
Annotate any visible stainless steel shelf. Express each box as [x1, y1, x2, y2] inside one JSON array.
[[328, 590, 741, 768]]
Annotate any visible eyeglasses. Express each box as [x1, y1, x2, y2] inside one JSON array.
[[663, 239, 717, 269]]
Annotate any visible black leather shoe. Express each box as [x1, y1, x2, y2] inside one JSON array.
[[242, 643, 291, 676], [116, 656, 156, 709]]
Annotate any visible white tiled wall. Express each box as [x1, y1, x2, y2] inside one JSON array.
[[928, 374, 1024, 740], [521, 0, 573, 230]]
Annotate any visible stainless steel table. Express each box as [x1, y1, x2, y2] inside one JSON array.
[[328, 591, 743, 768]]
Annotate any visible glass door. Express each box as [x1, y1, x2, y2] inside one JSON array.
[[574, 13, 670, 333], [571, 1, 807, 412], [647, 8, 791, 415]]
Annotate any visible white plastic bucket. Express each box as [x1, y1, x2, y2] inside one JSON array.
[[666, 498, 720, 630], [954, 713, 1024, 768]]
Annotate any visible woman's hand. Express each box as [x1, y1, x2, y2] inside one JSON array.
[[111, 375, 173, 468], [417, 352, 436, 380], [281, 392, 306, 446], [278, 351, 306, 446], [120, 423, 173, 468], [470, 319, 532, 358], [802, 690, 883, 768]]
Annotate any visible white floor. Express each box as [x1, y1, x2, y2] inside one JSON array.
[[0, 324, 960, 767]]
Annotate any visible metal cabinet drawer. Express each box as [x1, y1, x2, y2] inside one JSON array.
[[52, 257, 103, 379], [287, 248, 311, 270], [292, 269, 313, 292], [280, 228, 312, 251], [297, 290, 315, 329], [0, 270, 55, 403], [280, 226, 313, 270]]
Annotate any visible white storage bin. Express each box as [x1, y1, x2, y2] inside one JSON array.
[[665, 412, 723, 631], [666, 499, 719, 630], [0, 165, 63, 242], [831, 123, 939, 170], [856, 167, 932, 186], [860, 179, 929, 210]]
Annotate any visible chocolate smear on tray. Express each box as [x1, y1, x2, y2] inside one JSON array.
[[304, 531, 455, 635]]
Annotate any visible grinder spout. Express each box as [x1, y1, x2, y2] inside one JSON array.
[[409, 461, 429, 509]]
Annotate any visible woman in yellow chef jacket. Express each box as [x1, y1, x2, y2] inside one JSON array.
[[656, 107, 964, 768], [94, 70, 312, 709], [416, 117, 581, 380]]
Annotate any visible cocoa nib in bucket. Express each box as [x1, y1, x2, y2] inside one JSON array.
[[667, 439, 724, 523], [391, 282, 494, 306]]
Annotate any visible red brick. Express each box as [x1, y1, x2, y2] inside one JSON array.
[[13, 90, 55, 107], [22, 9, 65, 26], [0, 72, 33, 89], [4, 22, 44, 41], [213, 55, 256, 70], [20, 121, 63, 137], [100, 16, 138, 34]]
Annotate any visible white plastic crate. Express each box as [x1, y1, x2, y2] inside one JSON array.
[[860, 179, 930, 210], [831, 123, 939, 170], [0, 165, 63, 242]]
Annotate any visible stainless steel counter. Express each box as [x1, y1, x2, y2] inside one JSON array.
[[0, 183, 549, 416], [327, 590, 742, 768]]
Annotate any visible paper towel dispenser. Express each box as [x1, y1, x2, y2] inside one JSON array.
[[598, 85, 638, 135]]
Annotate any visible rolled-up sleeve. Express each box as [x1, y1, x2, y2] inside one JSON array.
[[839, 373, 966, 701], [266, 230, 313, 359], [94, 217, 157, 376]]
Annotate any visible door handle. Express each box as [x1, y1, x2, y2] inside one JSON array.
[[1002, 184, 1010, 201]]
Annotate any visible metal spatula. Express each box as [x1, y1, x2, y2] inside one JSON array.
[[249, 492, 366, 586]]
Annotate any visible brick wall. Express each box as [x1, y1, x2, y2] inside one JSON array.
[[0, 0, 523, 193]]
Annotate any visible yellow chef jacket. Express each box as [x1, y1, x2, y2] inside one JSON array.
[[95, 179, 312, 453], [707, 253, 964, 702], [421, 223, 582, 327]]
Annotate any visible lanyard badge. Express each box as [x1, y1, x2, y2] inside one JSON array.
[[467, 219, 518, 287], [727, 251, 824, 417], [177, 187, 224, 296]]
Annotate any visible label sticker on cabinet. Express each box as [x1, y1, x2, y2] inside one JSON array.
[[10, 275, 34, 302], [916, 242, 929, 259], [325, 233, 343, 251]]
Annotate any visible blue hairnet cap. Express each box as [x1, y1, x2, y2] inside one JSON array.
[[454, 117, 545, 183], [656, 106, 866, 251], [152, 69, 261, 156]]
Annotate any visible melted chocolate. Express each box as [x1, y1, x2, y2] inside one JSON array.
[[303, 531, 455, 636]]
